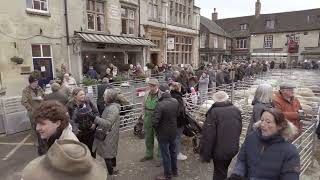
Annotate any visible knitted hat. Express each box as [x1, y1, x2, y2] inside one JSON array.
[[213, 91, 229, 103], [22, 139, 108, 180], [159, 83, 170, 92], [279, 82, 295, 90]]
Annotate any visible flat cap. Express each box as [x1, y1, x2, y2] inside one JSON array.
[[148, 78, 159, 86], [279, 82, 295, 90]]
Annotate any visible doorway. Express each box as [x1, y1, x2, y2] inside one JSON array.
[[33, 58, 53, 88]]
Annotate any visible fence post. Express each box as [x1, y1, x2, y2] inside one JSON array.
[[231, 82, 235, 103]]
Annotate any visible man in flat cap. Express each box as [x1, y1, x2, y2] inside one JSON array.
[[273, 82, 302, 133], [140, 78, 163, 162]]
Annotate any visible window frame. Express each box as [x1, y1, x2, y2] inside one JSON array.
[[200, 33, 206, 48], [26, 0, 49, 14], [240, 24, 247, 30], [264, 35, 273, 49], [266, 20, 275, 29], [236, 38, 247, 49], [86, 0, 105, 32], [121, 7, 136, 35]]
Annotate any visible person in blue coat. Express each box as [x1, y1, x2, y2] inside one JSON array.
[[227, 108, 300, 180]]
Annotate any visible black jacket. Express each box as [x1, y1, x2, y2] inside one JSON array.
[[152, 92, 179, 143], [200, 101, 242, 161], [170, 90, 187, 128], [97, 83, 113, 106], [316, 122, 320, 139]]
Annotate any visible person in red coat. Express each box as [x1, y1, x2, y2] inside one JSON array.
[[273, 83, 302, 135]]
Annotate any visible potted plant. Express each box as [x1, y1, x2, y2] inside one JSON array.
[[10, 56, 24, 64], [82, 77, 97, 86]]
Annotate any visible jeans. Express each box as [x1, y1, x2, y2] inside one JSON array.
[[159, 139, 177, 177], [213, 159, 232, 180], [104, 157, 116, 175], [175, 127, 184, 154]]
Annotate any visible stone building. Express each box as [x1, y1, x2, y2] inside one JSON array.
[[213, 0, 320, 65], [141, 0, 200, 67], [0, 0, 155, 96], [0, 0, 78, 96], [199, 12, 232, 65]]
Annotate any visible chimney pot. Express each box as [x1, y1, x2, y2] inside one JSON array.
[[212, 8, 218, 21]]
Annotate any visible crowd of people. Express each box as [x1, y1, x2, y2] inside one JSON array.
[[19, 58, 320, 180]]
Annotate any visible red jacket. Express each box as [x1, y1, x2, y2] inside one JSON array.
[[273, 92, 302, 131]]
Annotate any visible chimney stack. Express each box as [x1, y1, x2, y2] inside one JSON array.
[[212, 8, 218, 21], [255, 0, 261, 17]]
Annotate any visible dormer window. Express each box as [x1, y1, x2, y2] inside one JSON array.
[[240, 24, 247, 30], [266, 20, 275, 29]]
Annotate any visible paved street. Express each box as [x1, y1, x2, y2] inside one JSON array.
[[0, 130, 320, 180]]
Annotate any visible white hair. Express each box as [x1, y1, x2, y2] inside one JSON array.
[[254, 83, 273, 103]]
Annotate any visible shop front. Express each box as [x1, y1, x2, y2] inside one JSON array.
[[72, 32, 155, 80]]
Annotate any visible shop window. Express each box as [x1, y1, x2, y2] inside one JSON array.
[[264, 35, 273, 48], [26, 0, 48, 12], [121, 7, 135, 35], [87, 0, 105, 31]]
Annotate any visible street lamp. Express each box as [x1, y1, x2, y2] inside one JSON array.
[[164, 1, 169, 64]]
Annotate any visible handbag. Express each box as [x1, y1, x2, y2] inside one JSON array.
[[94, 128, 107, 141]]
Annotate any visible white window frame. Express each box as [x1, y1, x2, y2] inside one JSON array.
[[264, 35, 273, 49], [31, 44, 54, 76], [236, 39, 247, 49], [223, 37, 227, 50], [26, 0, 49, 14], [86, 0, 105, 32], [240, 24, 247, 30], [266, 20, 275, 29]]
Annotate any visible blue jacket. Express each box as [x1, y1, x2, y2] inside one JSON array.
[[233, 130, 300, 180]]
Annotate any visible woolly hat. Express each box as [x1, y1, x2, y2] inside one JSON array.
[[213, 91, 229, 103], [22, 139, 108, 180], [28, 75, 39, 84], [279, 82, 295, 90]]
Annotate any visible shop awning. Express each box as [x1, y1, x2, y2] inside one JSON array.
[[76, 32, 156, 46]]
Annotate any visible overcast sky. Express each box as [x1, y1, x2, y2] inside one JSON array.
[[195, 0, 320, 19]]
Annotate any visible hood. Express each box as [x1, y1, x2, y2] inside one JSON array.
[[253, 120, 298, 142], [159, 92, 172, 100]]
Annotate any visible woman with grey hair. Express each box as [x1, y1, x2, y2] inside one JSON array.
[[246, 83, 274, 135], [92, 89, 121, 176]]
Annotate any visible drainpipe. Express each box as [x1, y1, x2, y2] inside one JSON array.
[[138, 0, 141, 37], [64, 0, 72, 73]]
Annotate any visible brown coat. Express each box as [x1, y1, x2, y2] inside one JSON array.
[[273, 92, 302, 131], [21, 85, 45, 113]]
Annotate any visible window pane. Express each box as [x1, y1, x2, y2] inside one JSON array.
[[122, 19, 127, 34], [33, 0, 40, 10], [121, 8, 126, 17], [42, 45, 51, 57], [128, 10, 135, 19], [96, 2, 104, 13], [32, 45, 41, 57], [41, 2, 47, 11], [148, 4, 153, 18], [87, 13, 95, 30], [129, 20, 134, 34], [97, 15, 104, 31], [27, 0, 33, 8]]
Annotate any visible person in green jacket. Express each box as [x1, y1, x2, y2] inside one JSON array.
[[140, 78, 163, 162]]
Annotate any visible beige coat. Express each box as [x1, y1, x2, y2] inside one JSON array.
[[59, 125, 78, 141]]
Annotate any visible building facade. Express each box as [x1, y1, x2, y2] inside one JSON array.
[[199, 15, 231, 65], [0, 0, 156, 96], [214, 0, 320, 64], [0, 0, 78, 96], [141, 0, 200, 67]]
